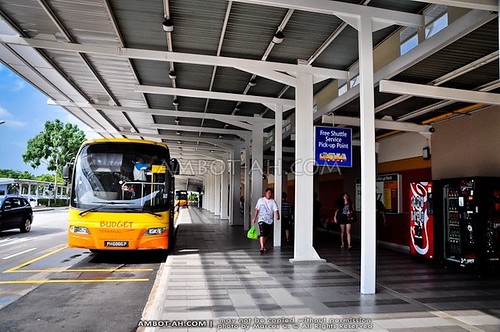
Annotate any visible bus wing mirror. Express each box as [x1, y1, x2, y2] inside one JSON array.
[[62, 163, 73, 180], [170, 158, 180, 175]]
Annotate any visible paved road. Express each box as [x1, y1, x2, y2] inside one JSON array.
[[0, 208, 166, 332]]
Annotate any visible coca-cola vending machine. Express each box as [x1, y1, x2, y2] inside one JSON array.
[[441, 177, 500, 268], [410, 182, 434, 259]]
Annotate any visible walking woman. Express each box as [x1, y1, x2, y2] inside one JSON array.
[[334, 192, 355, 249]]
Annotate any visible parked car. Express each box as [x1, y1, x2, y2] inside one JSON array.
[[0, 195, 33, 233], [21, 194, 38, 207]]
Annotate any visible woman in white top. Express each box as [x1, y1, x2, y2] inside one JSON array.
[[253, 188, 280, 254]]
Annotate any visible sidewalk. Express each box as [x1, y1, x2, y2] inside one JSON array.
[[140, 207, 500, 332], [33, 206, 68, 212]]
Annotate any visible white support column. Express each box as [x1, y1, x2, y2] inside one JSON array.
[[202, 177, 207, 209], [244, 140, 251, 231], [214, 171, 221, 216], [230, 144, 243, 225], [201, 176, 207, 209], [220, 158, 230, 220], [208, 173, 215, 213], [250, 123, 264, 230], [358, 15, 377, 295], [204, 175, 209, 211], [291, 67, 324, 263], [273, 104, 283, 247]]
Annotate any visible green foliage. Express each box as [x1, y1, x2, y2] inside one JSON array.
[[22, 119, 86, 175], [0, 169, 34, 179], [0, 169, 64, 184], [188, 192, 199, 201], [37, 198, 69, 207], [34, 174, 63, 183]]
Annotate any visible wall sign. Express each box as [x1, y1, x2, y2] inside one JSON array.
[[314, 126, 352, 168], [355, 173, 402, 213]]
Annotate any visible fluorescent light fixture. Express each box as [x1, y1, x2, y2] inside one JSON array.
[[422, 146, 431, 160]]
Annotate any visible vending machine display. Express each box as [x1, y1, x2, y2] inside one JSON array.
[[485, 190, 500, 262], [442, 177, 500, 268], [410, 182, 434, 259]]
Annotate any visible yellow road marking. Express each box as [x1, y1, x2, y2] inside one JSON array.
[[2, 245, 155, 284], [6, 268, 154, 273], [0, 278, 149, 284], [4, 245, 68, 273]]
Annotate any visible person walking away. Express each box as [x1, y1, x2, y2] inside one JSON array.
[[313, 192, 322, 236], [253, 188, 280, 254], [334, 192, 355, 249], [376, 198, 386, 226], [281, 192, 293, 243], [376, 198, 387, 240]]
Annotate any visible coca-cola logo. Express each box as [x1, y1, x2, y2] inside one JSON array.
[[410, 182, 430, 256]]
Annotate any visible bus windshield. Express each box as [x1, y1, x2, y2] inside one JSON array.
[[175, 191, 187, 200], [71, 141, 171, 212]]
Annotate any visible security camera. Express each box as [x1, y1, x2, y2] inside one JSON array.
[[429, 127, 435, 133]]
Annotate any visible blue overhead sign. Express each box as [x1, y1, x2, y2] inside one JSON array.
[[314, 126, 352, 167]]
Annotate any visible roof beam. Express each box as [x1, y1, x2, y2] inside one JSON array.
[[135, 85, 295, 110], [233, 0, 423, 28], [97, 130, 239, 150], [236, 66, 297, 87], [321, 115, 433, 133], [152, 123, 250, 138], [0, 35, 347, 80], [93, 104, 275, 128], [408, 0, 498, 11], [379, 80, 500, 106], [315, 9, 496, 119]]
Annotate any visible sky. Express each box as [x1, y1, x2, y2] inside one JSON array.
[[0, 63, 99, 176]]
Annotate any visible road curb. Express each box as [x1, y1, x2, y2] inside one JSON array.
[[137, 255, 172, 332]]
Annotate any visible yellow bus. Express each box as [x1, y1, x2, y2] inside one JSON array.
[[175, 190, 188, 209], [64, 138, 179, 251]]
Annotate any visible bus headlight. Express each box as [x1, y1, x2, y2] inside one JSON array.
[[145, 227, 166, 235], [70, 225, 90, 234]]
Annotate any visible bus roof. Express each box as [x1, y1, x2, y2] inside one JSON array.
[[81, 138, 169, 150]]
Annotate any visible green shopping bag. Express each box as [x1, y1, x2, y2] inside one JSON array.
[[247, 226, 259, 240]]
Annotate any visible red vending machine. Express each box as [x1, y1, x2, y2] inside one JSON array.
[[410, 181, 434, 259]]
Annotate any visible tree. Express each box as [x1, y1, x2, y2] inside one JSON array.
[[34, 174, 63, 183], [0, 169, 34, 179], [22, 119, 86, 197], [23, 120, 86, 171]]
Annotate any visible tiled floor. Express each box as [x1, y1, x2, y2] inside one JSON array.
[[151, 207, 500, 331]]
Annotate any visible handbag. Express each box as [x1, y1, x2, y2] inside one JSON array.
[[247, 226, 259, 240], [348, 211, 357, 223]]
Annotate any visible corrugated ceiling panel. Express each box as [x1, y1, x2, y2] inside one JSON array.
[[169, 0, 228, 55], [108, 0, 165, 51], [221, 2, 287, 59]]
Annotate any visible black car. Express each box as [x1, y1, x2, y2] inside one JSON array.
[[0, 195, 33, 233]]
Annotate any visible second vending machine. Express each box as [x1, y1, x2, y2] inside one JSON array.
[[441, 177, 500, 268]]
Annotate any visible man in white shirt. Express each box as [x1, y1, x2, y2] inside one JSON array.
[[253, 188, 280, 254]]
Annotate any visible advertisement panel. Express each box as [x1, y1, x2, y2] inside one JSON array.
[[410, 181, 434, 259], [355, 173, 402, 213], [314, 126, 352, 168]]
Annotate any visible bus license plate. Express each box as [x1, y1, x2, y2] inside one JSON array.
[[105, 241, 129, 247]]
